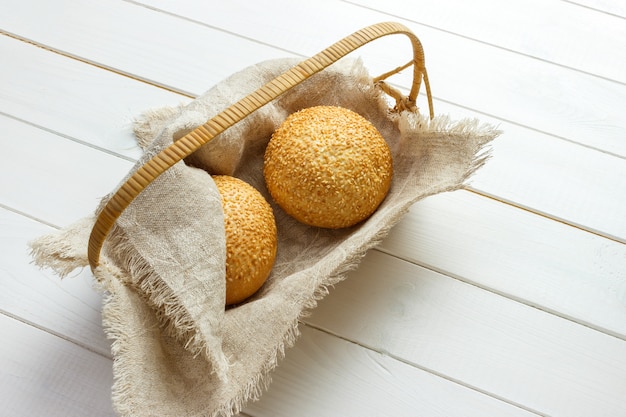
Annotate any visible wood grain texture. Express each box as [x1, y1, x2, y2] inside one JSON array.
[[307, 251, 626, 417], [0, 114, 134, 227], [379, 190, 626, 339], [0, 314, 114, 417], [433, 99, 626, 242], [1, 0, 625, 416], [567, 0, 626, 17], [245, 326, 539, 417], [0, 34, 185, 160], [351, 0, 626, 83], [0, 207, 111, 356], [0, 0, 293, 97]]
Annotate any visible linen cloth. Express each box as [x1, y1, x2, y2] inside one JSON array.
[[31, 57, 499, 416]]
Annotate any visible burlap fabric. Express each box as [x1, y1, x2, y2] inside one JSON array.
[[30, 57, 499, 416]]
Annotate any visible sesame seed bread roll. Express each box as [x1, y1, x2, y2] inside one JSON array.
[[212, 175, 277, 305], [263, 106, 393, 229]]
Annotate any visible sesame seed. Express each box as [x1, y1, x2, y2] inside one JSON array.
[[264, 106, 393, 228]]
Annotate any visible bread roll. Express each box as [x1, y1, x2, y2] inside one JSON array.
[[263, 105, 393, 229], [213, 175, 277, 305]]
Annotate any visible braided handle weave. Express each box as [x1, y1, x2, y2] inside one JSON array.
[[87, 21, 434, 269]]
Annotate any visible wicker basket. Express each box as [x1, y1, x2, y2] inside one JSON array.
[[32, 21, 499, 417], [87, 21, 434, 269]]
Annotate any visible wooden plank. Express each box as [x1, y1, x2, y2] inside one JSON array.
[[379, 190, 626, 339], [0, 207, 112, 357], [0, 314, 114, 417], [434, 100, 626, 242], [135, 0, 626, 157], [306, 250, 626, 417], [0, 34, 187, 160], [245, 326, 538, 417], [350, 0, 626, 83], [568, 0, 626, 17], [0, 114, 134, 227], [0, 307, 534, 417], [0, 0, 293, 97], [474, 102, 617, 245]]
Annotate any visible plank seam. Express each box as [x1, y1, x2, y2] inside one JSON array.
[[122, 0, 306, 60], [432, 95, 626, 160], [0, 110, 138, 163], [0, 203, 61, 230], [299, 321, 548, 417], [559, 0, 626, 19], [341, 0, 626, 86], [0, 309, 112, 360], [0, 30, 197, 98], [465, 187, 626, 245], [373, 246, 626, 343]]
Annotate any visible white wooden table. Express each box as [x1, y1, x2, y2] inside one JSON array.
[[2, 1, 625, 416]]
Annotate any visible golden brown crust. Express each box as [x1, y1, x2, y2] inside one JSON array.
[[213, 175, 277, 305], [263, 106, 393, 229]]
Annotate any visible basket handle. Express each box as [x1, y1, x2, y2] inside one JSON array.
[[88, 21, 434, 270]]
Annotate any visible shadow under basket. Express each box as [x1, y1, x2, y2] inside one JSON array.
[[30, 22, 500, 417]]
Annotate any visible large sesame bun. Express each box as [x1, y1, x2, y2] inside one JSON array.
[[212, 175, 277, 306], [263, 105, 393, 229]]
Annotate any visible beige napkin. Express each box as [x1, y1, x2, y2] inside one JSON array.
[[31, 57, 499, 416]]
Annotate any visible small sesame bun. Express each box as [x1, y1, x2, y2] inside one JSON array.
[[263, 106, 393, 229], [212, 175, 277, 306]]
